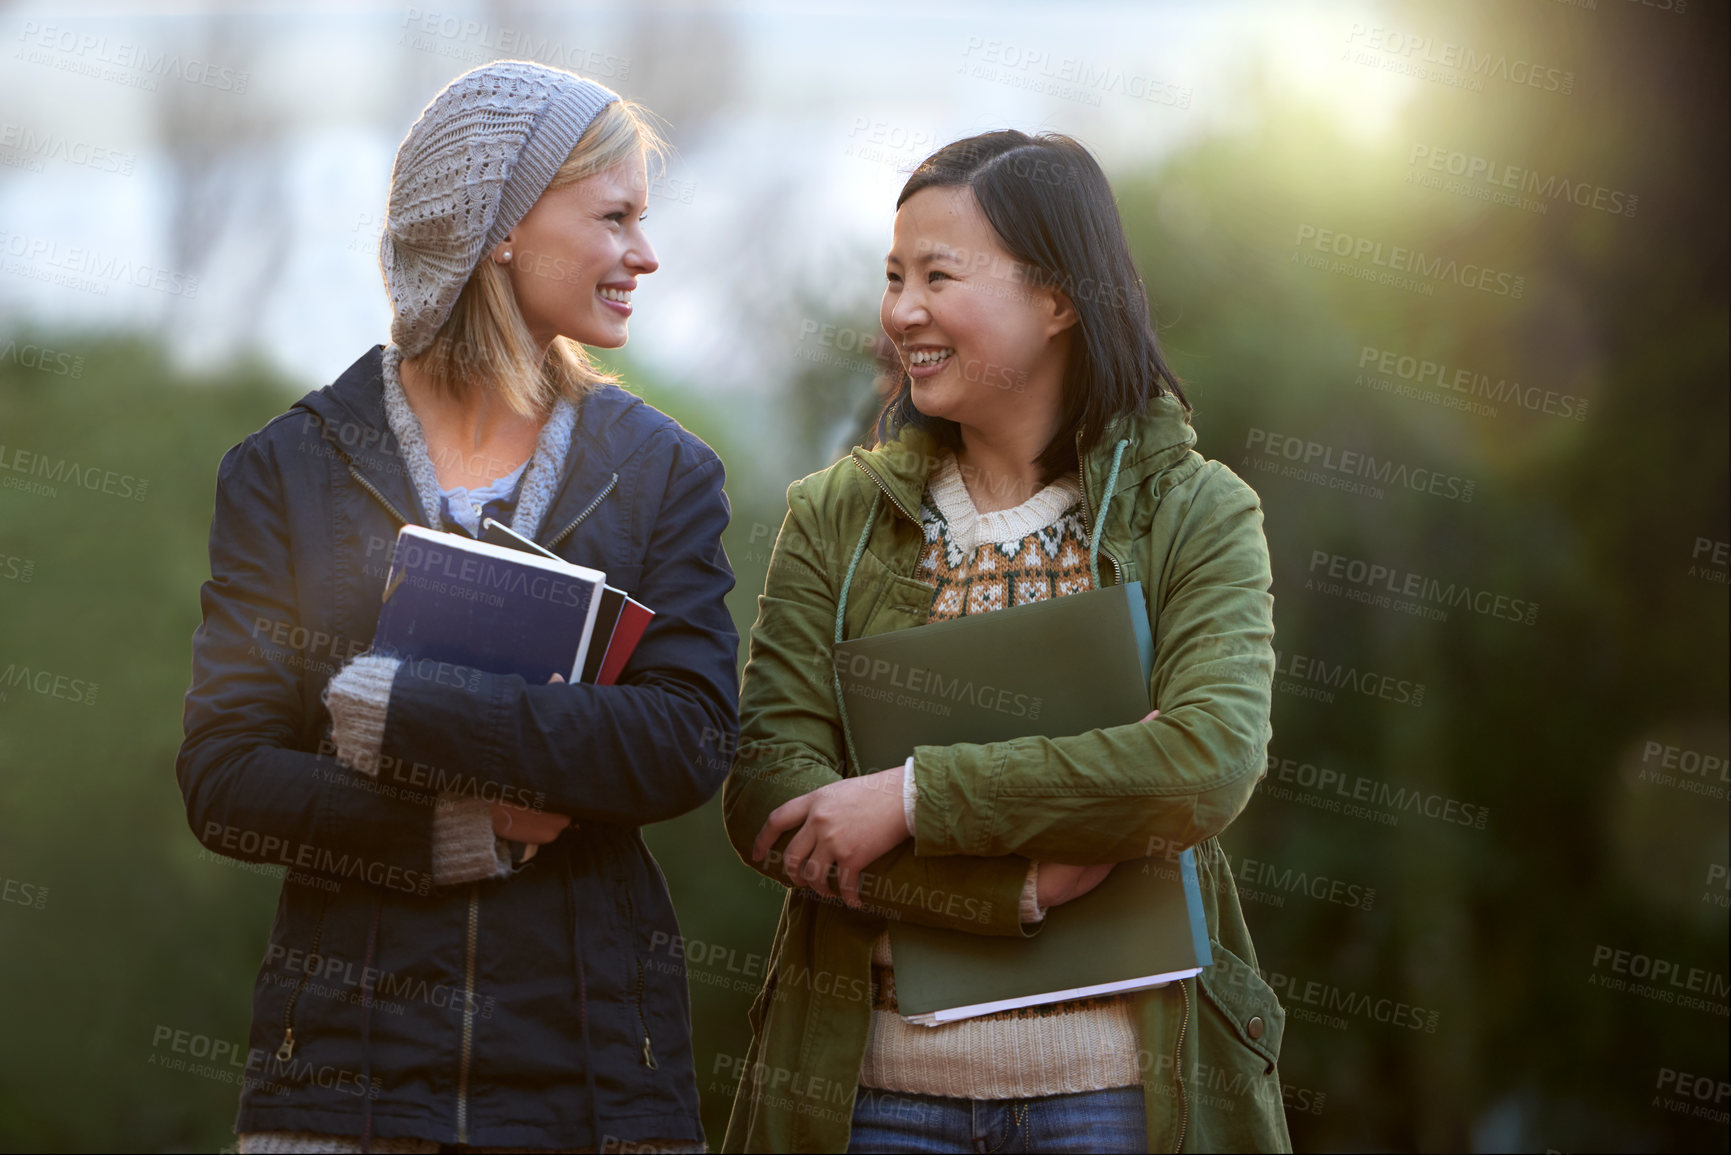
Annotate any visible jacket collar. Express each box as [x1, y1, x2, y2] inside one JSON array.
[[850, 392, 1198, 527], [292, 345, 655, 541]]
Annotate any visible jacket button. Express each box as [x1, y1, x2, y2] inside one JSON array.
[[1246, 1015, 1265, 1040]]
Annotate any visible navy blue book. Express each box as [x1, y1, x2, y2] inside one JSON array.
[[372, 525, 608, 683]]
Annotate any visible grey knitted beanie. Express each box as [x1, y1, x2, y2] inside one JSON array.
[[380, 60, 620, 357]]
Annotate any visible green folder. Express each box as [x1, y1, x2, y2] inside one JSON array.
[[835, 582, 1212, 1025]]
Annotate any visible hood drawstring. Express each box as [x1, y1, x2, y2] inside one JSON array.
[[564, 853, 603, 1149], [831, 491, 882, 778], [358, 891, 383, 1153], [1088, 438, 1133, 589]]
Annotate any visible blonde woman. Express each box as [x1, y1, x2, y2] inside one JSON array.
[[177, 62, 737, 1153]]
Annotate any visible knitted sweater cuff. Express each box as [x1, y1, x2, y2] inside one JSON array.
[[901, 756, 917, 835], [323, 654, 401, 776], [1020, 862, 1045, 924], [431, 793, 512, 887]]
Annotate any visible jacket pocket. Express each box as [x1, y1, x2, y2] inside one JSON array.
[[273, 883, 332, 1062], [746, 967, 778, 1037], [1196, 941, 1284, 1073], [618, 881, 658, 1069]]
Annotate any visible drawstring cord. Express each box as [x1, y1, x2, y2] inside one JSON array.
[[1088, 438, 1132, 588], [831, 491, 882, 778]]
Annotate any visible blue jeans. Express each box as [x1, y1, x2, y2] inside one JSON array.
[[846, 1084, 1147, 1153]]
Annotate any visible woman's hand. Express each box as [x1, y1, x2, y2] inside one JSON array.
[[752, 766, 909, 908], [1036, 862, 1114, 908], [490, 669, 576, 844], [1031, 710, 1158, 910], [491, 800, 572, 844]]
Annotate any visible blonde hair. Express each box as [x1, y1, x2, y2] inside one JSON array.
[[406, 99, 671, 418]]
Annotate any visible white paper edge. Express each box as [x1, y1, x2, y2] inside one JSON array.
[[903, 966, 1204, 1027]]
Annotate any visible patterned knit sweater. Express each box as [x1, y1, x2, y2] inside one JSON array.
[[856, 454, 1143, 1099]]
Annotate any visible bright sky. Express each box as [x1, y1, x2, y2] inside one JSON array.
[[0, 0, 1400, 393]]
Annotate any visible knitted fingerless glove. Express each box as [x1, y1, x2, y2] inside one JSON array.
[[431, 793, 512, 887], [324, 654, 512, 887], [322, 654, 401, 776]]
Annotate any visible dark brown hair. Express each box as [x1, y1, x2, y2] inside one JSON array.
[[876, 130, 1187, 481]]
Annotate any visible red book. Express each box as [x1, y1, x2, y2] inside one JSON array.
[[596, 598, 654, 685]]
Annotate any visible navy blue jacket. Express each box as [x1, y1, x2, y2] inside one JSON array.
[[175, 346, 739, 1148]]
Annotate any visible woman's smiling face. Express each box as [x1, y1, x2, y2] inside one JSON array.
[[880, 185, 1073, 430], [502, 150, 659, 351]]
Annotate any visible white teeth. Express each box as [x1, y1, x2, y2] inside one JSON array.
[[909, 347, 953, 366], [599, 287, 632, 303]]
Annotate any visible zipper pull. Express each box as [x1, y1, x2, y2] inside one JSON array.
[[641, 1035, 658, 1069], [276, 1029, 295, 1062]]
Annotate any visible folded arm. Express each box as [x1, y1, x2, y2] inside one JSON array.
[[911, 471, 1276, 864], [721, 482, 1039, 938]]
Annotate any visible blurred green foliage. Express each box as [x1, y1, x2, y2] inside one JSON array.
[[1, 1, 1726, 1151]]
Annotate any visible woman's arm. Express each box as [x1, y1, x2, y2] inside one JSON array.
[[176, 430, 444, 896], [721, 480, 1037, 938], [368, 429, 741, 826], [909, 467, 1276, 864]]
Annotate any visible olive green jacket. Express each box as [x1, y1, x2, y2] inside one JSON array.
[[720, 396, 1293, 1153]]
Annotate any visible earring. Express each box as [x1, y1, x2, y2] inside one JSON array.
[[500, 249, 512, 263]]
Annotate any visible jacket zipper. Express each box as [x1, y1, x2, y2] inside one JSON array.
[[545, 473, 619, 551], [1171, 978, 1191, 1152], [348, 465, 412, 528], [455, 884, 480, 1143], [277, 890, 331, 1061], [621, 888, 658, 1068], [851, 455, 920, 524], [1074, 448, 1125, 587]]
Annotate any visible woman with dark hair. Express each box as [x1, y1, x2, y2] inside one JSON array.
[[176, 62, 738, 1153], [721, 131, 1291, 1152]]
